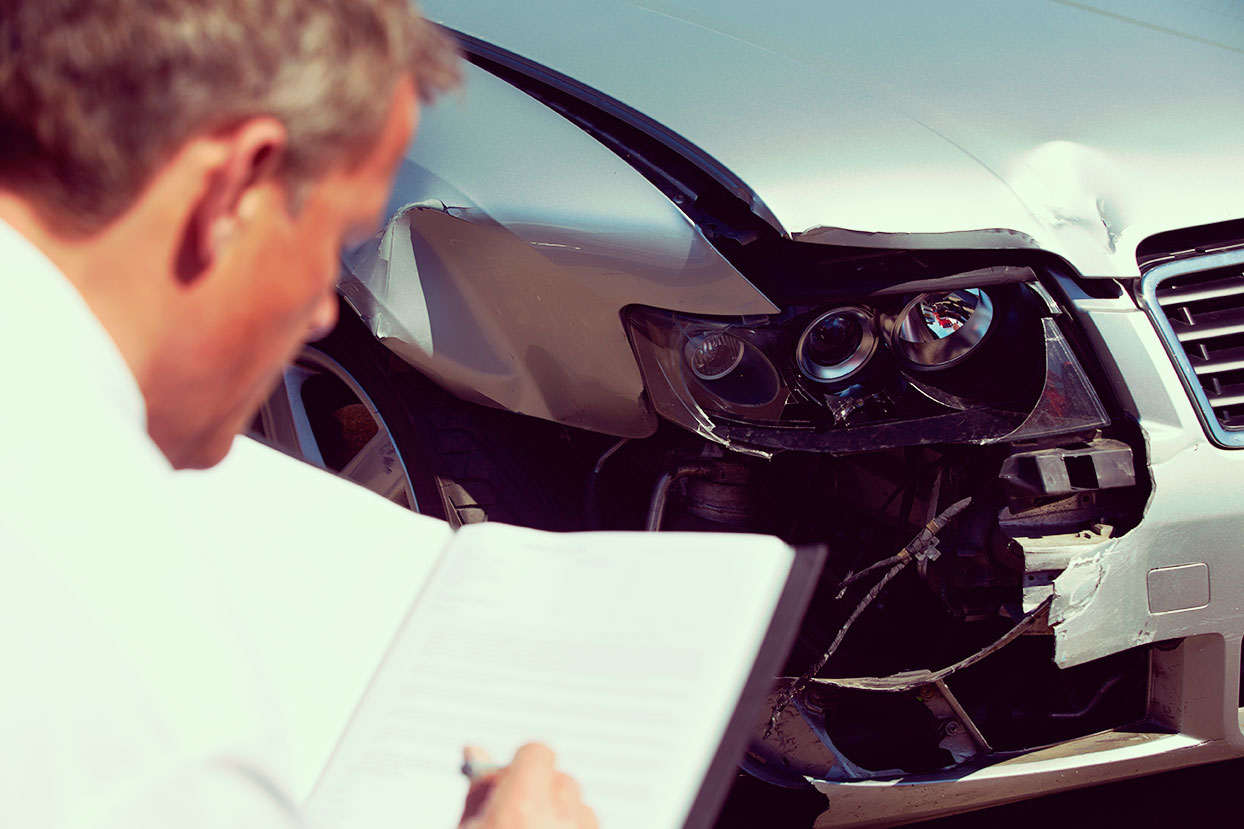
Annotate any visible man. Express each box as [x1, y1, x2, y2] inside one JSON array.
[[0, 1, 593, 826]]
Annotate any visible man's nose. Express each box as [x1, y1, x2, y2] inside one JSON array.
[[305, 292, 339, 342]]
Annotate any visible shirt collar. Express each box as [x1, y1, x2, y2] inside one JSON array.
[[0, 218, 148, 431]]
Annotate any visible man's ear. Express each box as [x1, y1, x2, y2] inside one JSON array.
[[176, 117, 289, 284]]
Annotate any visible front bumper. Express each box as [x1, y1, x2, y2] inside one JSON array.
[[806, 271, 1244, 826]]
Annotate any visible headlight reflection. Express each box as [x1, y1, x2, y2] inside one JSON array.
[[891, 288, 994, 370]]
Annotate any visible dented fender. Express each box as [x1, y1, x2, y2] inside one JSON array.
[[340, 61, 777, 436]]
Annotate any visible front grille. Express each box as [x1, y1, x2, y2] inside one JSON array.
[[1141, 247, 1244, 447]]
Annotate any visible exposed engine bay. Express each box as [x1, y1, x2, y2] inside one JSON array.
[[577, 235, 1156, 782], [581, 354, 1150, 781], [315, 49, 1167, 786]]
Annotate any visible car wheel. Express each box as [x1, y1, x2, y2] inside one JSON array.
[[252, 309, 582, 530]]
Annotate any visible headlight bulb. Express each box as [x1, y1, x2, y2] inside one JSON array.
[[683, 331, 745, 381], [892, 288, 994, 370], [796, 307, 877, 383]]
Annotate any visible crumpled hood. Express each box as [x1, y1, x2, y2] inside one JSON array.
[[423, 0, 1244, 276]]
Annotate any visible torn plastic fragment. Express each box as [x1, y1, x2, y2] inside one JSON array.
[[741, 683, 853, 786], [1049, 551, 1107, 628], [339, 200, 451, 354]]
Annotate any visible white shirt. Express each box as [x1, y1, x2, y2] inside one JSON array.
[[0, 220, 451, 826]]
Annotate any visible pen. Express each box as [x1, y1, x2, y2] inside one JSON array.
[[461, 747, 502, 782]]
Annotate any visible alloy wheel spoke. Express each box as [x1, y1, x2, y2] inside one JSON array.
[[253, 347, 420, 512], [257, 365, 327, 469], [338, 428, 407, 503]]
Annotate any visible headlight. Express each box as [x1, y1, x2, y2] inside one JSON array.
[[625, 269, 1109, 455], [682, 330, 783, 409], [796, 307, 877, 384], [891, 289, 994, 370]]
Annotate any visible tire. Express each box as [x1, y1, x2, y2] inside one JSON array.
[[254, 307, 583, 530]]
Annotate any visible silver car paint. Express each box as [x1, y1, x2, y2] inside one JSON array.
[[422, 0, 1244, 277], [342, 60, 777, 436]]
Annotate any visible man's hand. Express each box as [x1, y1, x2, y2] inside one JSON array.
[[459, 743, 598, 829]]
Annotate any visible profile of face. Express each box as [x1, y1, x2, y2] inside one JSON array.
[[146, 79, 418, 469]]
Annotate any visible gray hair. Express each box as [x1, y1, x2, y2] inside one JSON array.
[[0, 0, 459, 232]]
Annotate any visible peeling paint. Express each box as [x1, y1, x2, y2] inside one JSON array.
[[1050, 548, 1107, 623]]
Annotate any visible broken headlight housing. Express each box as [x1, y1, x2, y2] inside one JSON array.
[[625, 267, 1110, 454]]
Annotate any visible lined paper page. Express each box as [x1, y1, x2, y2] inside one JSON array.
[[307, 522, 794, 829]]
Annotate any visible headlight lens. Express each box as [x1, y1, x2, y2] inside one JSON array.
[[891, 288, 994, 370], [684, 331, 745, 380], [796, 307, 877, 384], [624, 273, 1107, 455]]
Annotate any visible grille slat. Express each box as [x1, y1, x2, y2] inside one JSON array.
[[1144, 249, 1244, 444], [1192, 350, 1244, 375], [1155, 274, 1244, 306], [1208, 390, 1244, 408], [1172, 306, 1244, 343]]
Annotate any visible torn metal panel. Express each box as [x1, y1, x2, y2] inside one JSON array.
[[742, 683, 865, 785], [1015, 529, 1113, 615], [1041, 273, 1244, 667], [342, 61, 779, 436], [1049, 431, 1244, 667]]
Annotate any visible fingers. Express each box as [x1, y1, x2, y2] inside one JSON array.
[[505, 742, 557, 787], [487, 742, 555, 811], [552, 767, 581, 807], [554, 773, 598, 829], [457, 743, 597, 829], [576, 800, 600, 829]]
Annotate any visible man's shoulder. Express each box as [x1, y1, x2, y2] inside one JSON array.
[[0, 218, 155, 464]]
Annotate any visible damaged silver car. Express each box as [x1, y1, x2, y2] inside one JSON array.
[[253, 1, 1244, 825]]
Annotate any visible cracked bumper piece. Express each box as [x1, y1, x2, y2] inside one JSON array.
[[810, 728, 1217, 828], [798, 635, 1244, 827]]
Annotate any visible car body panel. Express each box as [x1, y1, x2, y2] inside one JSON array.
[[341, 60, 777, 435], [423, 0, 1244, 276], [1048, 269, 1244, 668]]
